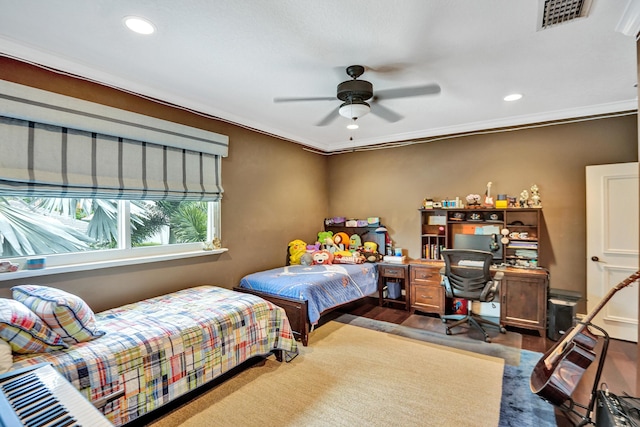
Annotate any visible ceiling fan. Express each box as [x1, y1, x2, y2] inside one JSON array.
[[273, 65, 441, 126]]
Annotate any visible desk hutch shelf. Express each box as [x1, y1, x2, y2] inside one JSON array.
[[420, 208, 542, 268], [416, 208, 548, 337]]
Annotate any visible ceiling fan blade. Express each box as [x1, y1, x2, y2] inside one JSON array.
[[364, 63, 412, 75], [274, 96, 335, 103], [370, 102, 404, 123], [315, 107, 340, 126], [374, 83, 441, 100]]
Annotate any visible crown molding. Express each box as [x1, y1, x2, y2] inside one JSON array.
[[616, 0, 640, 37]]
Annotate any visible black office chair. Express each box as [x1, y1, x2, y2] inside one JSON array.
[[440, 249, 506, 342]]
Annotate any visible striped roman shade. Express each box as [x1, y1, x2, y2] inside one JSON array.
[[0, 80, 228, 201]]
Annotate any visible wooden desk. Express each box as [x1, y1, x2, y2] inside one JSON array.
[[407, 260, 549, 338]]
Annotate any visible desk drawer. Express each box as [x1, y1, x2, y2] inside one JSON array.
[[379, 265, 407, 279], [411, 283, 443, 314], [410, 266, 441, 285]]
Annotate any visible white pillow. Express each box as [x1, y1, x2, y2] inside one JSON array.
[[0, 339, 13, 374]]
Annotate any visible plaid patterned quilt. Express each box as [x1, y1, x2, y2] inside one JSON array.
[[11, 286, 297, 425]]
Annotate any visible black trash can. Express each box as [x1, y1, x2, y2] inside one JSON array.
[[547, 289, 582, 341]]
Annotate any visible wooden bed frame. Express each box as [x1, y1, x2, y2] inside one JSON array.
[[233, 287, 372, 346]]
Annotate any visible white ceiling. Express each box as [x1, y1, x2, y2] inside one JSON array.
[[0, 0, 638, 153]]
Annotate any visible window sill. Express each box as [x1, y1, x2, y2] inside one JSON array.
[[0, 248, 228, 282]]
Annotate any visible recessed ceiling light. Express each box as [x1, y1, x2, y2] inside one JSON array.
[[124, 16, 156, 35], [347, 123, 359, 130], [504, 93, 523, 102]]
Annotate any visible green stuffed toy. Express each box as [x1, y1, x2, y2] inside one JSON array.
[[349, 234, 362, 252], [317, 231, 334, 250]]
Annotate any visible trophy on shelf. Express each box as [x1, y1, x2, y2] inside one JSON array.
[[530, 184, 542, 208]]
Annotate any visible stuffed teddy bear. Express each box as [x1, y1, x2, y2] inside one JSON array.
[[288, 239, 307, 265]]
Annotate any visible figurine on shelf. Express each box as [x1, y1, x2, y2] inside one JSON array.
[[465, 194, 481, 208], [530, 184, 542, 208], [519, 189, 529, 208], [483, 181, 494, 207]]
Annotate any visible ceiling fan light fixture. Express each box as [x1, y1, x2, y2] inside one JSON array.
[[347, 120, 359, 130], [338, 101, 370, 120]]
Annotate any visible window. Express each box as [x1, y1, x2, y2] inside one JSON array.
[[0, 197, 217, 256], [0, 81, 229, 278], [0, 196, 221, 278]]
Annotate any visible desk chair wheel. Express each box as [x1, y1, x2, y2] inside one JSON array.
[[441, 318, 447, 324], [445, 328, 452, 335], [500, 327, 507, 334]]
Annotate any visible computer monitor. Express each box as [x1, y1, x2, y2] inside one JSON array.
[[452, 234, 502, 261]]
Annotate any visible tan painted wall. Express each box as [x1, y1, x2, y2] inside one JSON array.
[[327, 116, 639, 313], [0, 57, 637, 319], [0, 58, 328, 311]]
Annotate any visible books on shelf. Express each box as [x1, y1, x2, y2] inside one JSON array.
[[423, 243, 444, 260], [507, 241, 538, 249]]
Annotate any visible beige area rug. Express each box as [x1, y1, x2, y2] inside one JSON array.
[[150, 321, 504, 427]]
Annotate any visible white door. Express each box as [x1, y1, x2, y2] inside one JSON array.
[[586, 162, 639, 342]]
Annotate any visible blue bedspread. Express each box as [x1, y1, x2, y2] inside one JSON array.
[[239, 263, 379, 325]]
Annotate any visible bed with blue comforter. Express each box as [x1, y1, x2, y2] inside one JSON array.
[[236, 263, 378, 345]]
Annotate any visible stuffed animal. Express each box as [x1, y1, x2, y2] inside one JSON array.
[[332, 232, 350, 251], [317, 231, 334, 250], [300, 252, 314, 266], [312, 250, 334, 265], [362, 241, 382, 263], [349, 234, 362, 252], [363, 241, 378, 253], [288, 239, 307, 265], [333, 253, 365, 264], [306, 242, 320, 253]]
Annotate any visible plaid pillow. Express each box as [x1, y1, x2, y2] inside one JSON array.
[[0, 298, 68, 353], [12, 285, 105, 344]]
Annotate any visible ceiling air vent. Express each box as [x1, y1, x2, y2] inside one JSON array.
[[538, 0, 592, 29]]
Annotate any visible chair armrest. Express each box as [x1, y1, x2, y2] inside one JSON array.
[[480, 271, 503, 302], [441, 275, 454, 298]]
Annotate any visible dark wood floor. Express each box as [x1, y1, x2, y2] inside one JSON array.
[[335, 298, 638, 427]]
